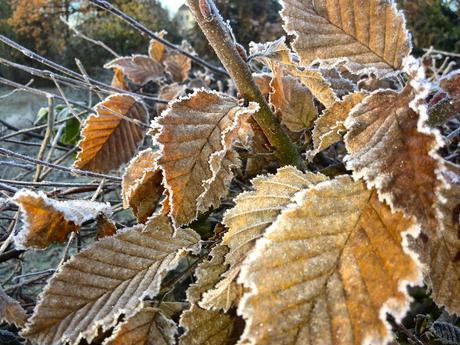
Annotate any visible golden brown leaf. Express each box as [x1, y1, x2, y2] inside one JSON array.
[[96, 215, 117, 239], [104, 55, 164, 85], [21, 215, 200, 345], [148, 31, 167, 63], [344, 79, 444, 235], [310, 92, 366, 157], [74, 94, 148, 173], [424, 161, 460, 314], [110, 68, 130, 91], [122, 149, 164, 223], [253, 73, 273, 98], [281, 0, 411, 75], [238, 176, 422, 345], [180, 245, 243, 345], [104, 304, 176, 345], [200, 167, 328, 311], [154, 90, 258, 227], [320, 67, 356, 98], [13, 190, 111, 249], [164, 52, 192, 83], [270, 66, 318, 132], [440, 70, 460, 97], [0, 288, 27, 327]]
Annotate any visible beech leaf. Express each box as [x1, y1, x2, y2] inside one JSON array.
[[270, 66, 318, 132], [13, 189, 111, 249], [180, 245, 243, 345], [122, 149, 164, 223], [0, 288, 27, 327], [238, 176, 422, 345], [155, 89, 258, 228], [281, 0, 411, 75], [310, 92, 366, 157], [74, 94, 148, 173], [104, 303, 176, 345], [148, 31, 167, 63], [104, 55, 164, 85], [21, 215, 200, 345], [344, 75, 444, 235], [200, 167, 328, 311]]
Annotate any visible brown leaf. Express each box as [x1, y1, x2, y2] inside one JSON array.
[[0, 288, 27, 327], [310, 92, 366, 157], [320, 67, 356, 98], [104, 55, 164, 85], [148, 31, 167, 63], [164, 53, 192, 83], [104, 304, 176, 345], [238, 176, 422, 345], [200, 167, 328, 311], [270, 66, 318, 132], [21, 215, 201, 345], [13, 190, 111, 249], [96, 215, 117, 239], [155, 83, 187, 114], [154, 90, 258, 227], [440, 70, 460, 97], [180, 245, 243, 345], [253, 73, 273, 98], [249, 37, 292, 68], [423, 161, 460, 314], [281, 0, 411, 75], [122, 149, 164, 223], [344, 77, 444, 235], [110, 68, 130, 91], [74, 94, 148, 173]]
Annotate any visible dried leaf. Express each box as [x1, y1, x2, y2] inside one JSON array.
[[164, 53, 191, 83], [310, 92, 366, 156], [0, 288, 27, 327], [238, 176, 422, 345], [440, 70, 460, 97], [110, 68, 130, 91], [148, 31, 167, 63], [122, 149, 164, 223], [155, 89, 258, 227], [320, 67, 356, 98], [13, 189, 111, 249], [104, 304, 176, 345], [253, 73, 273, 98], [270, 66, 318, 132], [424, 161, 460, 314], [344, 78, 444, 235], [156, 83, 187, 114], [201, 167, 328, 311], [287, 67, 338, 108], [281, 0, 411, 75], [249, 37, 292, 68], [75, 94, 148, 173], [180, 245, 243, 345], [21, 215, 200, 345], [96, 215, 117, 239], [105, 55, 164, 85]]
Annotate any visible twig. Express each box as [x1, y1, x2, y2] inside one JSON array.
[[0, 161, 35, 171], [186, 0, 304, 168], [423, 47, 460, 58], [34, 96, 55, 181], [39, 146, 78, 180], [0, 183, 19, 193], [0, 147, 122, 181], [51, 76, 82, 123], [0, 36, 168, 103], [0, 212, 19, 255], [0, 79, 34, 99], [89, 0, 229, 77], [0, 179, 116, 188]]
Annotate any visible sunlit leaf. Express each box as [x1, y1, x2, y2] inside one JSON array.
[[13, 189, 111, 249], [105, 55, 164, 85], [281, 0, 411, 75], [74, 94, 148, 173], [238, 176, 422, 345], [21, 215, 200, 345], [0, 288, 27, 327]]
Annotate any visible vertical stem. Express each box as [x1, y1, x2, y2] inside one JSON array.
[[186, 0, 304, 169], [34, 96, 55, 181]]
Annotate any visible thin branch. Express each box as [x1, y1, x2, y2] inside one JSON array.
[[89, 0, 229, 77], [34, 96, 55, 181], [186, 0, 304, 168], [0, 147, 122, 181], [0, 179, 117, 188], [0, 35, 168, 103]]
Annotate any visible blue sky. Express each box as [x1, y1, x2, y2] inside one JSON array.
[[159, 0, 185, 14]]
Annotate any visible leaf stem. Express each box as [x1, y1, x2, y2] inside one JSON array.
[[186, 0, 304, 169]]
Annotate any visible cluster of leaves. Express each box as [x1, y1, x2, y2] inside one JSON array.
[[1, 1, 460, 345]]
